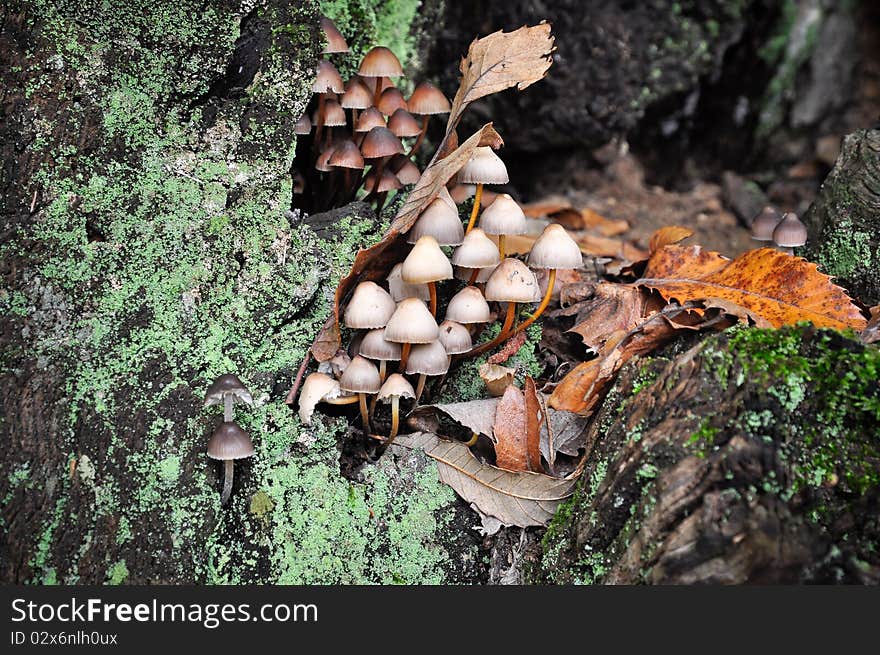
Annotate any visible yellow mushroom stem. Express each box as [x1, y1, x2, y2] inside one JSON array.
[[511, 269, 555, 336], [468, 300, 517, 357], [407, 115, 429, 157], [498, 234, 506, 259], [389, 396, 401, 441], [358, 392, 371, 433], [398, 342, 412, 372], [465, 183, 483, 234], [467, 267, 480, 285], [464, 432, 479, 447], [414, 374, 427, 404], [428, 281, 438, 317]]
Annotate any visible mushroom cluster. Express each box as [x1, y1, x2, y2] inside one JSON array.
[[298, 146, 582, 449], [750, 207, 807, 254], [204, 374, 255, 505], [293, 16, 451, 214]]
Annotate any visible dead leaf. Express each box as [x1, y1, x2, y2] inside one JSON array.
[[524, 377, 544, 472], [394, 432, 576, 527], [649, 225, 694, 254], [581, 208, 630, 237], [568, 282, 652, 351], [487, 330, 527, 364], [494, 386, 528, 472], [638, 246, 867, 330], [409, 398, 499, 438], [578, 233, 647, 261], [444, 23, 555, 145], [862, 305, 880, 344], [521, 197, 572, 218]]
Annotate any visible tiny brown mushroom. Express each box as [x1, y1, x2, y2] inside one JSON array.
[[207, 421, 255, 505]]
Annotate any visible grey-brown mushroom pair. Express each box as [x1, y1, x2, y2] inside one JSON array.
[[751, 207, 807, 253], [204, 374, 254, 505]]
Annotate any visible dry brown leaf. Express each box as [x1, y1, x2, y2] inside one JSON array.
[[493, 385, 529, 472], [581, 208, 630, 237], [567, 282, 653, 351], [578, 233, 647, 261], [649, 225, 694, 254], [862, 305, 880, 344], [524, 377, 544, 472], [486, 330, 527, 364], [409, 398, 498, 438], [444, 23, 555, 144], [521, 197, 573, 218], [394, 432, 576, 527], [638, 246, 867, 330], [479, 362, 515, 396]]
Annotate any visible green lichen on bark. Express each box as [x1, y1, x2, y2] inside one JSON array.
[[1, 0, 467, 585]]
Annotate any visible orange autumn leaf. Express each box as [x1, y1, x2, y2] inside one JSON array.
[[637, 246, 867, 330], [581, 208, 630, 237], [493, 384, 542, 473], [649, 225, 694, 254]]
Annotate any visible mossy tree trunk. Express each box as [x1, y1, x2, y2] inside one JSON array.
[[534, 326, 880, 584]]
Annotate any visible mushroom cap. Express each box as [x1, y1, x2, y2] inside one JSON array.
[[205, 373, 253, 407], [363, 168, 402, 194], [388, 154, 421, 185], [358, 46, 404, 78], [407, 198, 464, 245], [344, 281, 396, 329], [405, 340, 450, 376], [377, 87, 408, 116], [402, 235, 453, 284], [388, 108, 423, 137], [207, 422, 255, 460], [377, 373, 415, 402], [528, 224, 582, 270], [407, 81, 451, 115], [313, 60, 344, 94], [384, 298, 439, 344], [479, 193, 527, 235], [294, 113, 312, 135], [751, 206, 783, 241], [298, 373, 351, 425], [339, 355, 381, 394], [316, 144, 337, 172], [445, 286, 491, 324], [329, 140, 364, 170], [458, 147, 509, 185], [387, 262, 431, 301], [355, 107, 386, 133], [438, 320, 472, 354], [341, 78, 373, 109], [360, 126, 404, 159], [322, 99, 347, 127], [438, 186, 457, 211], [773, 212, 808, 248], [454, 264, 495, 283], [485, 258, 541, 303], [319, 16, 349, 54], [451, 228, 501, 269], [359, 328, 402, 361]]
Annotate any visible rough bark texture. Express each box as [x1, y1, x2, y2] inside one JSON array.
[[534, 326, 880, 584], [801, 128, 880, 307], [0, 0, 480, 585]]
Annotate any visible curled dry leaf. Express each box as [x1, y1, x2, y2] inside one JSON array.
[[862, 305, 880, 344], [567, 282, 656, 351], [408, 398, 499, 438], [393, 432, 576, 528], [479, 362, 515, 396], [581, 208, 630, 237], [493, 383, 542, 473], [638, 246, 867, 330], [649, 225, 694, 254]]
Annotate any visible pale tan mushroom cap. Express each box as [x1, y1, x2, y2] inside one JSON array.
[[384, 298, 439, 344], [528, 224, 582, 270], [458, 147, 509, 185], [339, 355, 381, 394], [405, 340, 450, 376], [479, 193, 527, 235], [377, 373, 415, 402], [207, 422, 255, 460], [341, 78, 372, 109], [299, 372, 349, 425], [407, 198, 464, 246], [451, 228, 500, 269], [344, 281, 396, 329], [485, 258, 541, 303], [359, 328, 402, 361], [438, 320, 473, 354], [401, 236, 453, 284], [319, 16, 349, 54], [445, 286, 491, 324], [313, 60, 344, 94], [387, 262, 431, 302], [772, 212, 808, 248], [358, 46, 404, 78]]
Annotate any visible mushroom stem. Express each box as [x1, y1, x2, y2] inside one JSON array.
[[389, 396, 401, 441], [464, 432, 479, 447], [314, 94, 327, 153], [379, 360, 387, 383], [512, 269, 555, 336], [465, 183, 483, 234], [468, 301, 517, 357], [220, 460, 234, 506], [428, 281, 438, 317], [399, 342, 412, 372], [498, 234, 506, 259], [467, 267, 480, 285], [223, 394, 234, 423], [780, 246, 794, 256], [408, 116, 429, 157], [414, 374, 427, 404], [359, 393, 371, 433], [376, 191, 388, 215], [373, 77, 382, 105]]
